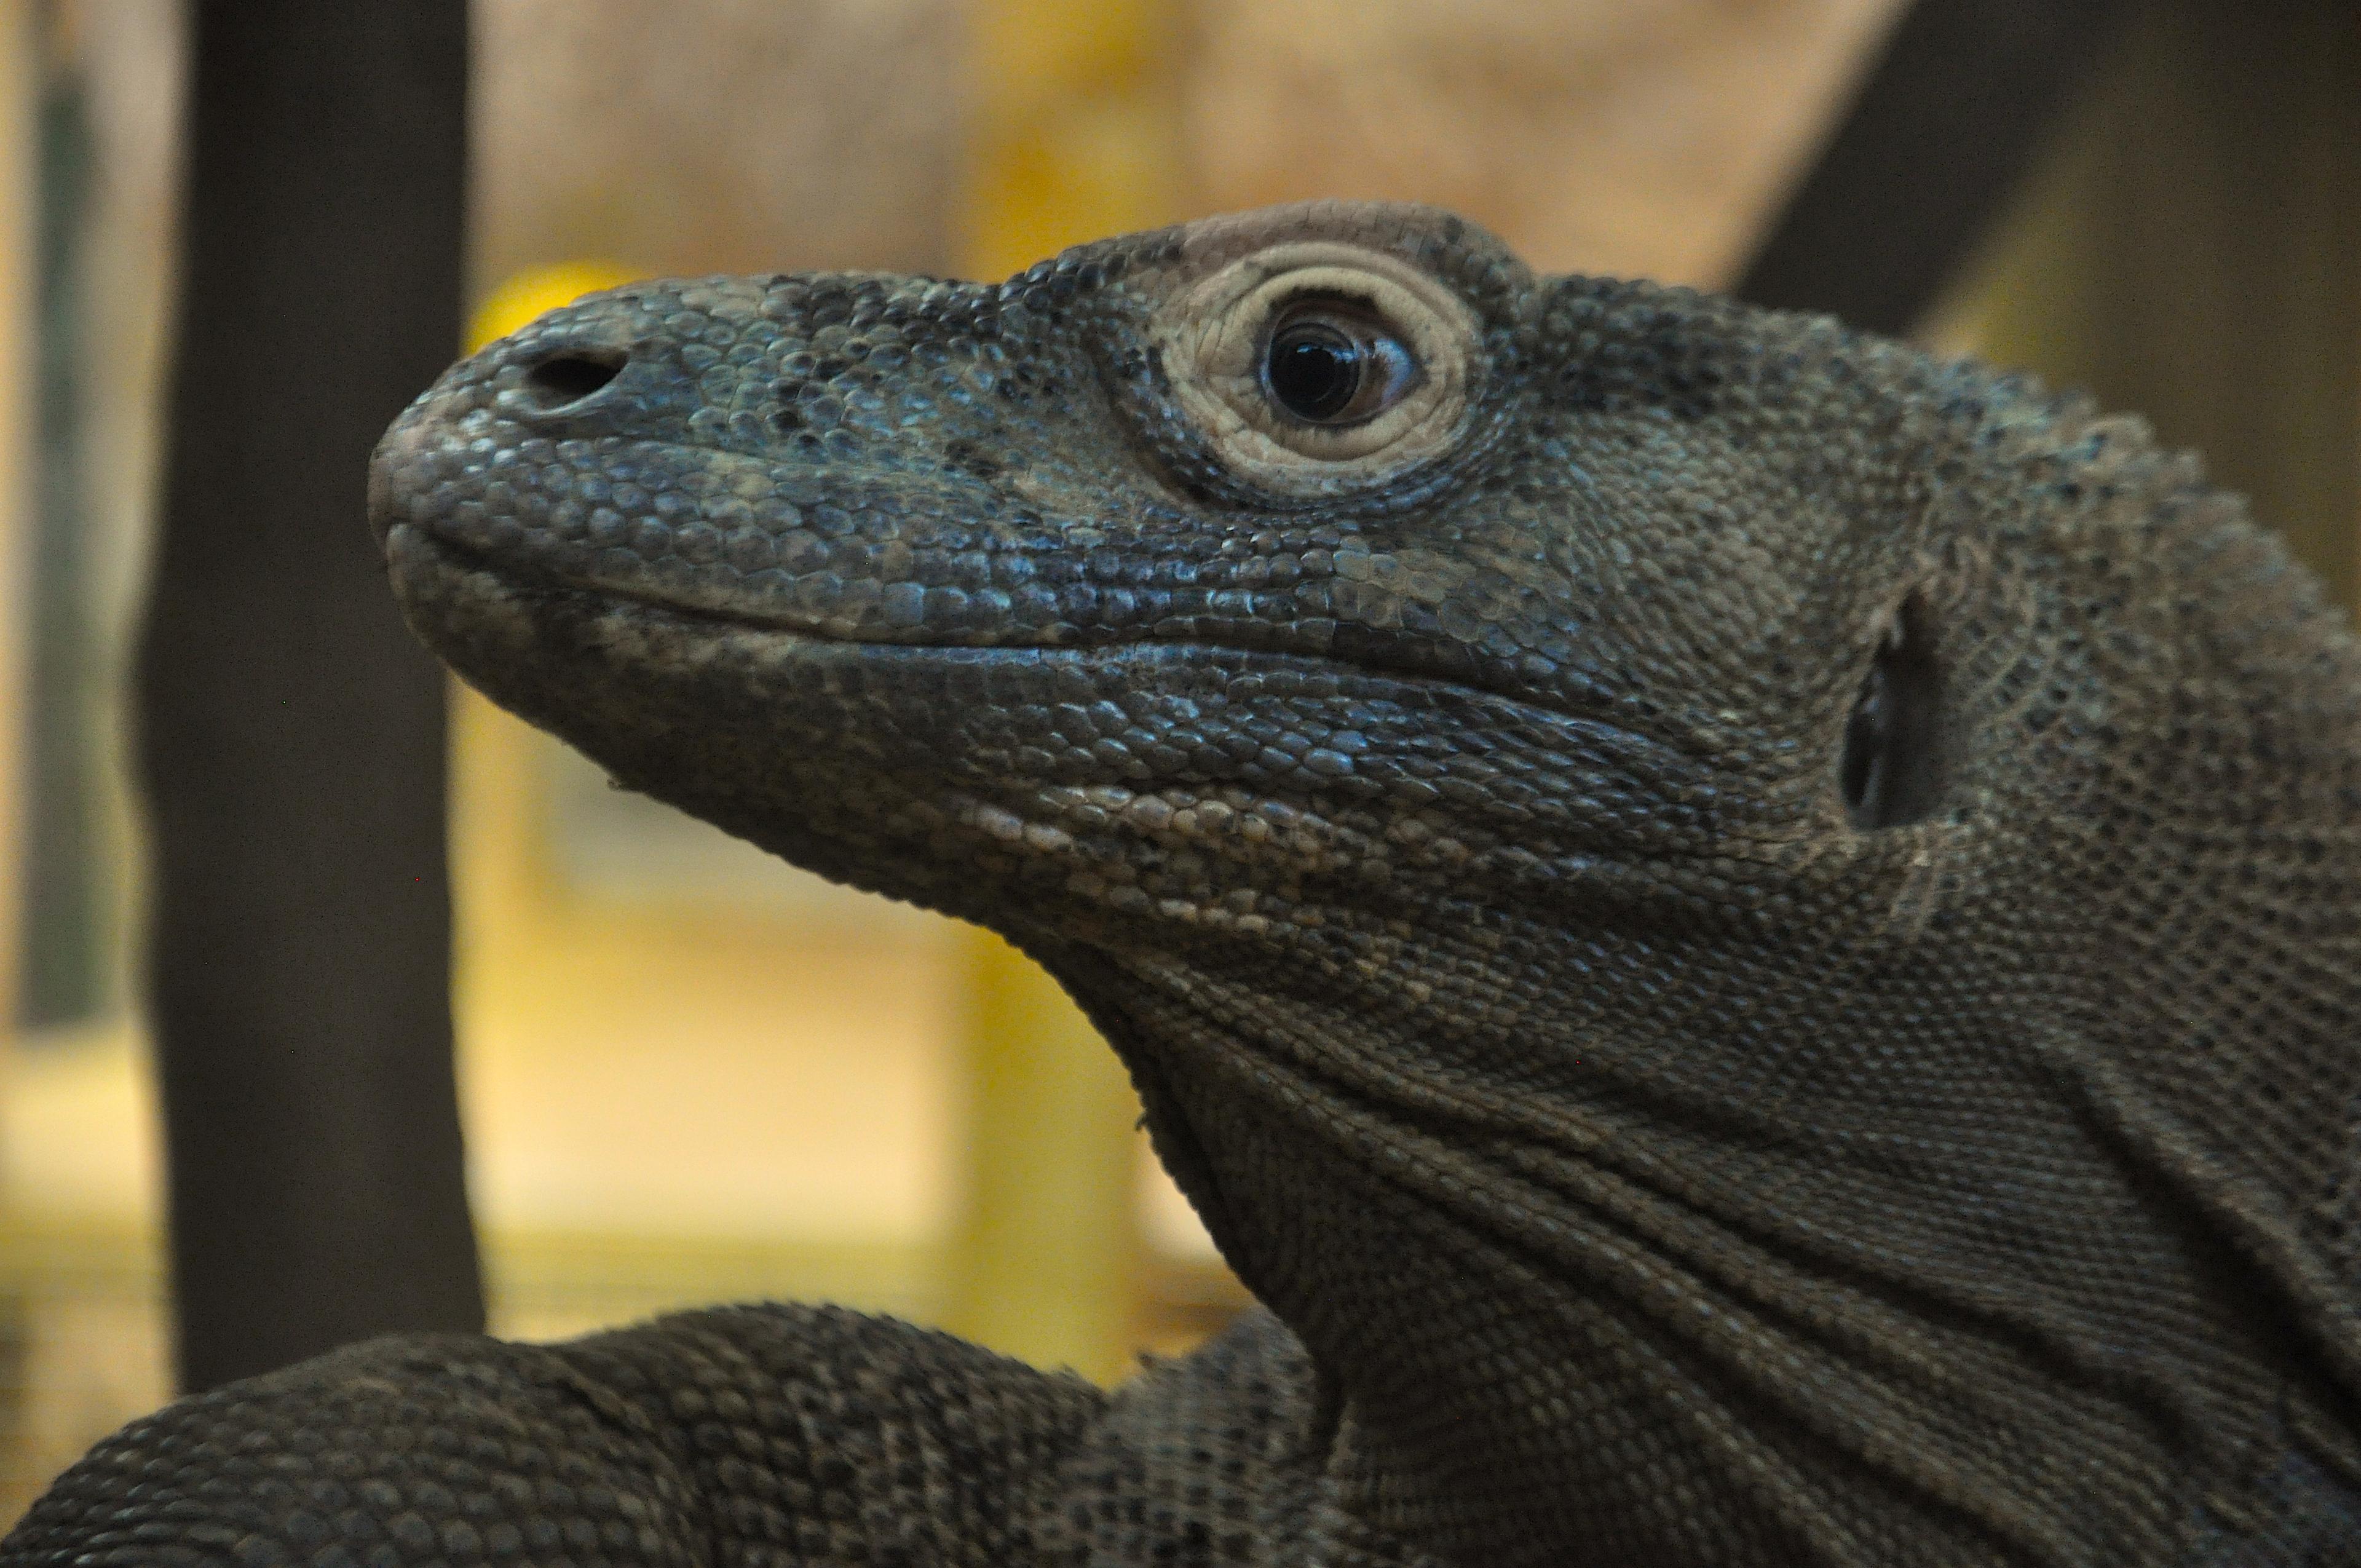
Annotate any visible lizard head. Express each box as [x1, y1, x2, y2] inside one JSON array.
[[372, 202, 2361, 1563], [372, 202, 1939, 962]]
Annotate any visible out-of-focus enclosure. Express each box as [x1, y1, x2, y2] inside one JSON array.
[[0, 0, 2352, 1521]]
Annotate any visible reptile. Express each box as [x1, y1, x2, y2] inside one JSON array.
[[11, 200, 2361, 1565]]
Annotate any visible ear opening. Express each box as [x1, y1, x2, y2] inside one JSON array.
[[1840, 591, 1945, 830]]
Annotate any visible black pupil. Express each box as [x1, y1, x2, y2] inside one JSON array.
[[1266, 323, 1364, 422]]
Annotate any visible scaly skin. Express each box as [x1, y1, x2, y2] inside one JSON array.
[[12, 202, 2361, 1565]]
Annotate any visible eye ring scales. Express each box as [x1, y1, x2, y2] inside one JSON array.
[[1152, 240, 1484, 497]]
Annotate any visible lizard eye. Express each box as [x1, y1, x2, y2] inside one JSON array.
[[1150, 240, 1482, 496], [1840, 596, 1944, 830], [1260, 300, 1420, 426]]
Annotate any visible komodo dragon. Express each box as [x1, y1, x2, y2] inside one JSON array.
[[11, 202, 2361, 1566]]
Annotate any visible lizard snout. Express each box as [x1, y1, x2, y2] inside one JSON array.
[[364, 301, 678, 559], [365, 403, 438, 553]]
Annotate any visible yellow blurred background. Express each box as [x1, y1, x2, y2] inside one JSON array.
[[0, 0, 2351, 1524]]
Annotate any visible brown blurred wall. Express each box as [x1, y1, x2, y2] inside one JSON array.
[[468, 0, 1906, 289], [1182, 0, 1902, 283]]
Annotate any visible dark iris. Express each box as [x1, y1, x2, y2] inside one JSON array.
[[1264, 323, 1364, 422]]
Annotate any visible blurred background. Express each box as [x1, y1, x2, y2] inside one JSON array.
[[0, 0, 2351, 1520]]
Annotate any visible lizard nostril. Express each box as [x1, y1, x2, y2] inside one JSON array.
[[518, 349, 626, 413]]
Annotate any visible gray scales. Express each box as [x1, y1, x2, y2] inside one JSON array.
[[10, 202, 2361, 1565]]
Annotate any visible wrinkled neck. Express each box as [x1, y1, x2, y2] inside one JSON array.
[[1055, 938, 1701, 1565], [1047, 931, 2361, 1567]]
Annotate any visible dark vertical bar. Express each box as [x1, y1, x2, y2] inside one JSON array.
[[138, 1, 481, 1392], [1733, 0, 2130, 337], [1972, 0, 2361, 606]]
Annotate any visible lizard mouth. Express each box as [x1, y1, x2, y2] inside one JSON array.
[[381, 512, 1704, 783], [389, 515, 1450, 700], [364, 420, 1677, 742]]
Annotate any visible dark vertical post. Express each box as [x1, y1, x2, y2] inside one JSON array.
[[1734, 0, 2131, 337], [138, 1, 481, 1392]]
